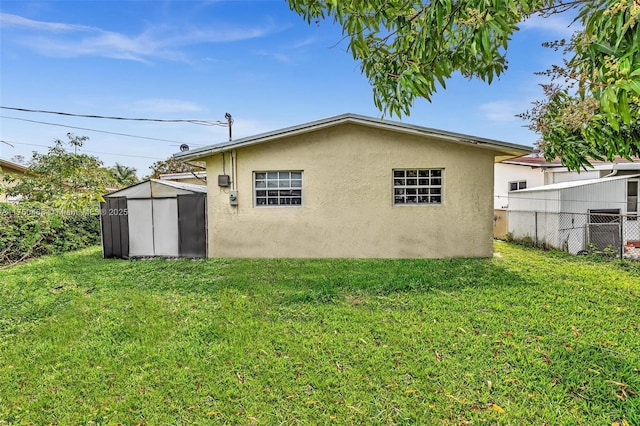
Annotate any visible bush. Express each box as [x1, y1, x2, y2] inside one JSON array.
[[0, 202, 100, 266]]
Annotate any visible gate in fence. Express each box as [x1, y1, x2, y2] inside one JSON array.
[[506, 210, 640, 259]]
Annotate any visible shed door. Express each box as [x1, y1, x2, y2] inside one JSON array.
[[100, 197, 129, 258], [588, 209, 620, 251], [177, 194, 207, 258], [152, 198, 180, 257], [128, 199, 154, 257]]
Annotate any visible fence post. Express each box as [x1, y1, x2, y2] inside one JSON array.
[[534, 211, 538, 247], [620, 215, 624, 259]]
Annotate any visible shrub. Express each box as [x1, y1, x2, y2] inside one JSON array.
[[0, 202, 100, 266]]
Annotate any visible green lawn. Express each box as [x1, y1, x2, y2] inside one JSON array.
[[1, 243, 638, 425]]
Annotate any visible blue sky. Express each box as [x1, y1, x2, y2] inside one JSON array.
[[0, 1, 577, 176]]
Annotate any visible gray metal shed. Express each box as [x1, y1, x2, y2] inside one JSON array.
[[508, 174, 640, 253], [100, 179, 207, 259]]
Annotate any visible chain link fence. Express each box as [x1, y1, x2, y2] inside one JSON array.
[[506, 210, 640, 260]]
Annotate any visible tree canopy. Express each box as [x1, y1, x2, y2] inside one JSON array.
[[110, 163, 139, 187], [287, 0, 640, 170], [2, 133, 120, 210]]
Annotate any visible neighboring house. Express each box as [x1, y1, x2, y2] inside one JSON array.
[[0, 158, 28, 203], [159, 171, 207, 185], [173, 113, 529, 259], [493, 152, 640, 239], [507, 175, 640, 255], [494, 152, 640, 209]]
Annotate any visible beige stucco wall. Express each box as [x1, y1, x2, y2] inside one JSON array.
[[493, 209, 509, 239], [204, 123, 498, 258]]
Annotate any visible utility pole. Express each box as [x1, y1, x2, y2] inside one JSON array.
[[225, 112, 233, 141]]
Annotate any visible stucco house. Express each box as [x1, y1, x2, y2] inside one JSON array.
[[173, 114, 530, 258], [0, 158, 28, 203]]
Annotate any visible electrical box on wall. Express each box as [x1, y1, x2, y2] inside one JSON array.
[[229, 190, 238, 206], [218, 174, 231, 187]]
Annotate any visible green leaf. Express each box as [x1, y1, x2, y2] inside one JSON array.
[[618, 90, 631, 124]]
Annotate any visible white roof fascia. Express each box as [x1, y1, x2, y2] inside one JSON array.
[[159, 171, 207, 180], [500, 161, 563, 168], [174, 114, 531, 161], [547, 163, 640, 173], [511, 174, 640, 193]]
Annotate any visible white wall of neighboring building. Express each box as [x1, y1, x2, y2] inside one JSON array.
[[494, 163, 545, 209], [547, 169, 600, 184]]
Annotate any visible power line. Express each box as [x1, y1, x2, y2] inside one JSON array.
[[1, 106, 228, 126], [0, 140, 164, 161], [0, 115, 203, 146]]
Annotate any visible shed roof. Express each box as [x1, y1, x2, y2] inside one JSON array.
[[105, 179, 206, 199], [173, 113, 531, 163], [511, 174, 640, 193]]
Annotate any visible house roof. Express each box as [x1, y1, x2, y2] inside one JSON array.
[[159, 171, 207, 181], [511, 174, 640, 193], [173, 113, 531, 162], [105, 179, 206, 199], [0, 158, 28, 174], [502, 153, 640, 170]]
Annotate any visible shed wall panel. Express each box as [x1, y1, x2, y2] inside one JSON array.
[[128, 199, 154, 256], [561, 180, 626, 214], [152, 199, 179, 256], [100, 197, 129, 258], [509, 189, 561, 213], [178, 194, 207, 258]]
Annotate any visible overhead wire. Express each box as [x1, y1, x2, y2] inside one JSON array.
[[0, 116, 204, 146], [0, 106, 228, 127], [0, 140, 165, 161]]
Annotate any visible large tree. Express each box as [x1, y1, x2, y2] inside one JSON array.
[[521, 1, 639, 169], [2, 133, 118, 210], [287, 0, 640, 170], [110, 163, 139, 187]]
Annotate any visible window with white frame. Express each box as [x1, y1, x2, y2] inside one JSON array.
[[393, 169, 443, 205], [254, 171, 302, 206], [509, 180, 527, 191]]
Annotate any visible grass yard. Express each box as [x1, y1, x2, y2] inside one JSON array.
[[1, 242, 638, 425]]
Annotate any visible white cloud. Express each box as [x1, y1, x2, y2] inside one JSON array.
[[1, 12, 282, 62], [292, 36, 317, 49], [479, 101, 524, 122], [0, 13, 96, 32], [518, 14, 580, 38], [253, 49, 291, 63]]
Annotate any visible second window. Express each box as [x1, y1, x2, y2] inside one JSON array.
[[255, 171, 302, 206], [393, 169, 443, 205]]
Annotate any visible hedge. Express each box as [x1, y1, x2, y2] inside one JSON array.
[[0, 202, 101, 266]]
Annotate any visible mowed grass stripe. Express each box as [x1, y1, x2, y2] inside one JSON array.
[[0, 242, 638, 424]]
